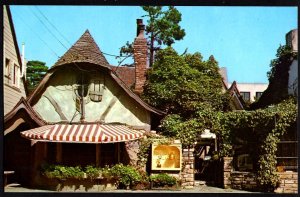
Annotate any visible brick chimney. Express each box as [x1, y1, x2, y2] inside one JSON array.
[[133, 19, 147, 95]]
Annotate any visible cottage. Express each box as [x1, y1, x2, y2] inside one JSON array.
[[4, 19, 164, 187]]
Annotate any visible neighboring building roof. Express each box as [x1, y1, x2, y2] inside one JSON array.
[[228, 81, 246, 110], [4, 97, 46, 134], [52, 30, 110, 69], [219, 67, 228, 85], [110, 65, 136, 88]]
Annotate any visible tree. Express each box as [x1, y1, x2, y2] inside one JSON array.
[[142, 47, 229, 147], [142, 47, 226, 117], [26, 60, 48, 93], [120, 6, 185, 67]]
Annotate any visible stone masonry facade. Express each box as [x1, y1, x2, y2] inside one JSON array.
[[223, 157, 298, 193], [274, 172, 298, 193], [181, 148, 195, 188]]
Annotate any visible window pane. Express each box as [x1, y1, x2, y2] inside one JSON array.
[[240, 92, 250, 101], [256, 92, 263, 100]]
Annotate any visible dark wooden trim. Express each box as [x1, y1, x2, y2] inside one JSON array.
[[43, 92, 68, 121], [4, 97, 46, 127], [99, 96, 118, 122]]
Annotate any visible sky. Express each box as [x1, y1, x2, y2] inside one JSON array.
[[10, 6, 297, 83]]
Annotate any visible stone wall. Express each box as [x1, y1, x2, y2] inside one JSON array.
[[181, 148, 195, 188], [223, 157, 233, 189], [230, 172, 257, 191], [223, 157, 298, 193], [275, 172, 298, 193]]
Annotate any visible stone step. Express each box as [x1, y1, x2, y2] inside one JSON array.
[[195, 181, 206, 186]]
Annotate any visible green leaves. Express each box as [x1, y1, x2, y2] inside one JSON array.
[[26, 60, 48, 93], [42, 164, 84, 180], [143, 47, 225, 116], [110, 164, 143, 188], [220, 98, 297, 191], [150, 173, 178, 187]]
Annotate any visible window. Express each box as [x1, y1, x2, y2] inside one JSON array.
[[13, 64, 19, 87], [75, 73, 90, 97], [5, 58, 11, 78], [276, 123, 297, 171], [240, 92, 250, 102], [255, 92, 263, 100]]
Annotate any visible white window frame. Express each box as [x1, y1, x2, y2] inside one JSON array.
[[12, 62, 20, 88]]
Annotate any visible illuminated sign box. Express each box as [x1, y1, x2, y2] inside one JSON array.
[[151, 143, 182, 171]]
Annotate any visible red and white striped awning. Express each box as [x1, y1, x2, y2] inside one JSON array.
[[20, 124, 145, 143]]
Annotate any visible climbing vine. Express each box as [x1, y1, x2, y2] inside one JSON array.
[[157, 97, 296, 191], [220, 97, 297, 190]]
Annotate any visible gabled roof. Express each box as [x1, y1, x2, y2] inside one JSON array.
[[52, 30, 110, 69], [29, 30, 165, 116], [4, 97, 46, 129], [228, 81, 245, 110], [219, 67, 228, 85]]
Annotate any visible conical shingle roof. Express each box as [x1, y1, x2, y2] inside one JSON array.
[[52, 30, 109, 68]]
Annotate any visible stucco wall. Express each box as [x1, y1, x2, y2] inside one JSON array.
[[228, 83, 268, 102], [288, 60, 298, 96], [33, 68, 151, 130]]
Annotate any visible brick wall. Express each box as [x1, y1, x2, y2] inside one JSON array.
[[133, 19, 147, 95], [181, 148, 195, 188]]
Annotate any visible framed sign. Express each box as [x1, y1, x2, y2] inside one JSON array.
[[151, 143, 182, 171]]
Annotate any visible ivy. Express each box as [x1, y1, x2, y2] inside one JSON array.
[[220, 98, 297, 190], [157, 97, 296, 191]]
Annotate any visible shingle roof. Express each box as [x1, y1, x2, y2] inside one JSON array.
[[52, 30, 109, 68], [110, 66, 136, 88], [219, 67, 228, 85]]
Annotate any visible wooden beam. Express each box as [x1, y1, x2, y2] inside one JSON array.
[[56, 143, 62, 163], [117, 143, 120, 163], [43, 92, 68, 121], [44, 142, 48, 160], [100, 97, 118, 122], [96, 144, 101, 167], [4, 117, 25, 135]]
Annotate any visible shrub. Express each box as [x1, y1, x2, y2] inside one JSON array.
[[42, 164, 84, 180], [109, 164, 143, 189], [85, 165, 101, 180], [150, 173, 177, 187]]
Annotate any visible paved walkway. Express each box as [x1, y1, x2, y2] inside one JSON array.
[[4, 184, 256, 193]]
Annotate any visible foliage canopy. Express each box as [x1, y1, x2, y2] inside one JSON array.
[[26, 60, 48, 93], [142, 47, 226, 117], [120, 6, 185, 67]]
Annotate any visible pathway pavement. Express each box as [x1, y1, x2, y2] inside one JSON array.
[[4, 184, 257, 193]]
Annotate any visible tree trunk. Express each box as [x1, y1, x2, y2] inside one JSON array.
[[149, 33, 155, 67]]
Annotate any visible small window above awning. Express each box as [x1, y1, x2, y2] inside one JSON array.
[[20, 124, 145, 143]]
